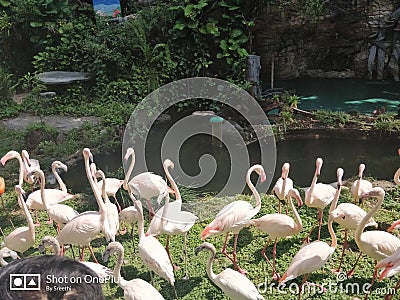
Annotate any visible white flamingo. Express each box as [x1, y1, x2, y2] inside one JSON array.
[[350, 163, 373, 204], [103, 241, 166, 300], [195, 242, 265, 300], [92, 163, 119, 242], [56, 148, 107, 263], [146, 159, 198, 278], [119, 187, 141, 240], [251, 188, 303, 280], [1, 150, 29, 186], [2, 185, 35, 254], [134, 199, 175, 287], [0, 247, 19, 266], [272, 162, 294, 214], [278, 168, 343, 299], [304, 157, 336, 241], [347, 187, 400, 299], [330, 199, 377, 274], [39, 235, 113, 280], [27, 168, 79, 232], [51, 160, 69, 194], [96, 175, 123, 212], [123, 147, 172, 217], [21, 150, 41, 184], [200, 164, 266, 274]]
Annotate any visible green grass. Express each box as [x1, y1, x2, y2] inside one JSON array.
[[1, 182, 400, 300]]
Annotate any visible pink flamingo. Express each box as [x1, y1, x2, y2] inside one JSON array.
[[251, 188, 302, 280], [200, 164, 266, 274], [347, 187, 400, 299], [278, 168, 343, 299], [272, 162, 294, 214], [304, 157, 336, 241], [350, 163, 373, 205], [375, 247, 400, 300]]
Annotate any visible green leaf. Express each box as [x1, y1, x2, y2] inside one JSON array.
[[231, 29, 243, 38], [60, 37, 69, 44], [184, 4, 194, 17], [187, 20, 198, 29], [237, 48, 249, 57], [0, 0, 10, 7], [194, 0, 208, 9], [173, 23, 185, 30], [30, 21, 43, 28], [219, 40, 228, 51]]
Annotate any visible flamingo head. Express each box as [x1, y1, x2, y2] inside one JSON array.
[[27, 168, 44, 184], [83, 148, 94, 165], [361, 186, 385, 200], [124, 147, 134, 160], [289, 188, 302, 207], [330, 208, 344, 220], [281, 162, 290, 179], [163, 159, 174, 169], [315, 157, 323, 177], [358, 163, 365, 179], [52, 160, 68, 173], [337, 167, 344, 187], [252, 165, 266, 182], [195, 242, 216, 256], [1, 150, 19, 166], [388, 220, 400, 232]]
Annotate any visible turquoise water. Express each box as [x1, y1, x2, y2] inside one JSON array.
[[275, 78, 400, 114]]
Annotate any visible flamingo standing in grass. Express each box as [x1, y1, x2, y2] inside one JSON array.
[[2, 185, 35, 255], [350, 163, 373, 205], [200, 164, 266, 274], [347, 187, 400, 299], [123, 147, 172, 218], [134, 199, 176, 293], [119, 186, 141, 242], [56, 148, 107, 263], [195, 242, 265, 300], [278, 168, 343, 299], [250, 188, 303, 281], [96, 175, 123, 212], [272, 162, 294, 214], [146, 159, 198, 279], [304, 157, 336, 241], [27, 168, 79, 233], [394, 148, 400, 185], [103, 241, 166, 300]]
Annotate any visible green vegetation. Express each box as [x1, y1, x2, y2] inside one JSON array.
[[315, 110, 351, 127]]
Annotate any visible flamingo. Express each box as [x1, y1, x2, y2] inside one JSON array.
[[0, 247, 18, 266], [200, 164, 266, 274], [146, 159, 198, 278], [96, 175, 123, 212], [278, 168, 343, 299], [56, 148, 107, 263], [1, 150, 35, 186], [2, 185, 35, 254], [0, 176, 5, 210], [21, 150, 41, 185], [394, 148, 400, 185], [134, 199, 175, 288], [272, 162, 294, 214], [250, 188, 303, 281], [375, 247, 400, 300], [123, 147, 172, 218], [39, 235, 113, 280], [92, 163, 119, 242], [347, 187, 400, 299], [195, 242, 265, 300], [119, 187, 141, 241], [304, 157, 336, 241], [51, 160, 69, 194], [388, 219, 400, 232], [350, 163, 373, 204], [330, 200, 377, 274], [27, 168, 79, 232], [103, 241, 166, 300]]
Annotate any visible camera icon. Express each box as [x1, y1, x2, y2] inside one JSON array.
[[10, 274, 40, 291]]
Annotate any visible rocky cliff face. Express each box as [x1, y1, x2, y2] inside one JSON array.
[[253, 0, 399, 81]]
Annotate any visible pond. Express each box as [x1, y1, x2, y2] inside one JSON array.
[[275, 78, 400, 114], [63, 132, 400, 196]]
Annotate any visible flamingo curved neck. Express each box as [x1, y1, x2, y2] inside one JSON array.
[[306, 171, 319, 205], [164, 163, 181, 201], [52, 165, 67, 193], [15, 154, 25, 186], [97, 174, 110, 204], [206, 249, 217, 281], [113, 246, 125, 287], [37, 171, 50, 210], [136, 202, 145, 241], [288, 195, 302, 231], [18, 189, 35, 241], [84, 154, 105, 213], [246, 168, 262, 214], [327, 218, 337, 248], [123, 151, 135, 190], [394, 168, 400, 185], [355, 194, 384, 244]]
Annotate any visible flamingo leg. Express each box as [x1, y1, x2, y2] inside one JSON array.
[[347, 251, 363, 277], [79, 246, 85, 261], [232, 233, 246, 275], [302, 222, 317, 244], [317, 209, 323, 241], [298, 273, 310, 300], [333, 229, 348, 273], [88, 245, 98, 263], [113, 195, 122, 212], [165, 236, 179, 271], [363, 264, 378, 300], [278, 200, 282, 214], [221, 233, 236, 267], [261, 238, 279, 280], [182, 232, 189, 280], [33, 210, 40, 227]]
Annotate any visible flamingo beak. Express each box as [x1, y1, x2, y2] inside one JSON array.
[[260, 172, 266, 183]]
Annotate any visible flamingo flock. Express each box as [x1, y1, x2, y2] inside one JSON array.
[[0, 147, 399, 300]]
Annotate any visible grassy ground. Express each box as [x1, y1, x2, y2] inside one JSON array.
[[0, 176, 400, 300]]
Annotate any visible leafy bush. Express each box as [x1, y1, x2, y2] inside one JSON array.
[[374, 113, 400, 133], [315, 110, 350, 127], [0, 67, 17, 102]]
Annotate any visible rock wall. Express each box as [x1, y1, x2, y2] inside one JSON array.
[[253, 0, 399, 81]]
